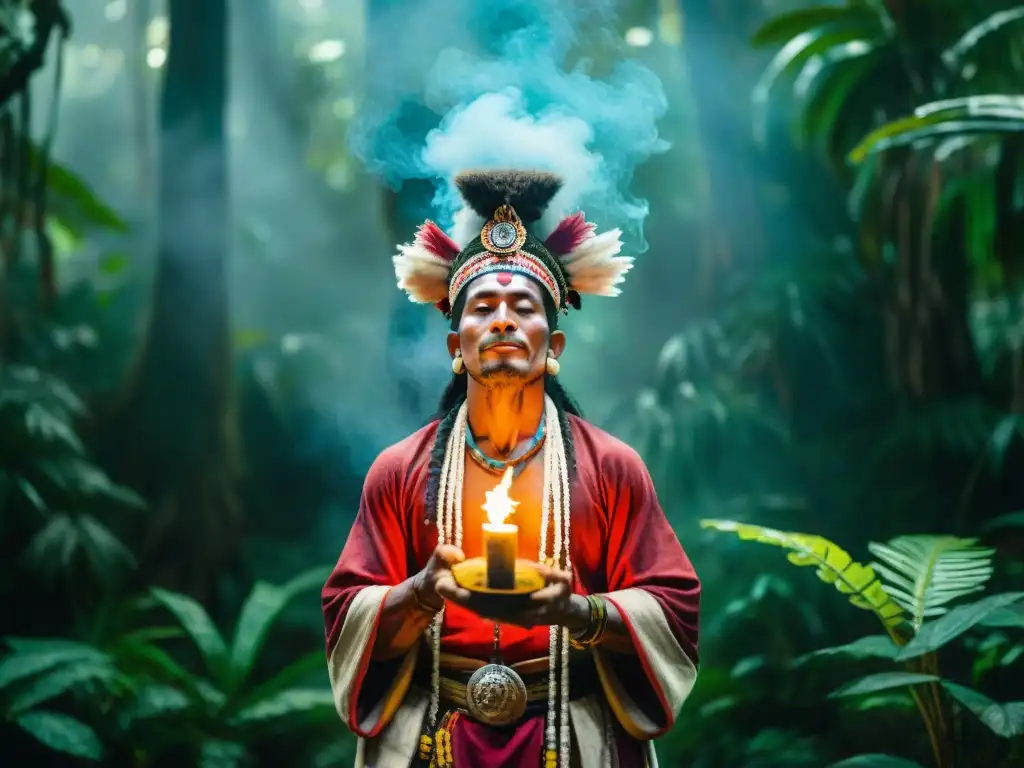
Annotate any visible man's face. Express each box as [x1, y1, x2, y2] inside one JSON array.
[[450, 272, 562, 386]]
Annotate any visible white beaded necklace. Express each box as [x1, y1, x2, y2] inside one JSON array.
[[427, 395, 572, 768]]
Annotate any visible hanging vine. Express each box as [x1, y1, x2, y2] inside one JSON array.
[[0, 0, 69, 358]]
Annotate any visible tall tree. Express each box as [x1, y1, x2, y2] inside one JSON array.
[[97, 0, 238, 602]]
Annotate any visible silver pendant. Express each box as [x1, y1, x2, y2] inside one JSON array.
[[465, 663, 528, 726]]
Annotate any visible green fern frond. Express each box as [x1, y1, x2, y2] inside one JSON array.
[[867, 535, 994, 631], [701, 519, 907, 638]]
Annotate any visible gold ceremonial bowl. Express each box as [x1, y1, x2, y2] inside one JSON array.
[[451, 557, 545, 620]]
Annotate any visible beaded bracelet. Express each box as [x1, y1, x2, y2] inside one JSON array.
[[569, 594, 608, 650], [412, 573, 442, 615]]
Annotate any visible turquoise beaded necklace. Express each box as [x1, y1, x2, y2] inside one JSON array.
[[465, 416, 547, 479]]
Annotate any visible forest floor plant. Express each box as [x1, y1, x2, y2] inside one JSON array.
[[0, 364, 350, 766], [702, 520, 1024, 767]]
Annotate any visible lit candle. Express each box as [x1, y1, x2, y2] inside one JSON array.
[[481, 467, 519, 589]]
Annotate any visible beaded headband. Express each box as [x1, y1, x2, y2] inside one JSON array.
[[392, 170, 633, 317]]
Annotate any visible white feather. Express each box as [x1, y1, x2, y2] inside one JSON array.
[[392, 243, 450, 304], [561, 229, 633, 297]]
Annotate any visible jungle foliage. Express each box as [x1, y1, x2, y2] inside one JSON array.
[[629, 1, 1024, 766]]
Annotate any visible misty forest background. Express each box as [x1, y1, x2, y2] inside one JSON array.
[[1, 0, 1023, 766]]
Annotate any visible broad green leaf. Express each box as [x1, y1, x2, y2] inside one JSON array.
[[979, 602, 1024, 629], [199, 739, 246, 768], [988, 415, 1024, 474], [29, 147, 128, 234], [121, 685, 192, 722], [849, 99, 1024, 162], [240, 650, 328, 708], [794, 634, 899, 665], [830, 672, 940, 698], [15, 710, 103, 760], [23, 402, 82, 452], [232, 687, 335, 724], [914, 95, 1024, 119], [753, 24, 882, 144], [4, 638, 101, 654], [700, 520, 906, 633], [119, 626, 186, 644], [941, 682, 1024, 738], [151, 588, 228, 686], [897, 592, 1024, 660], [980, 511, 1024, 533], [867, 535, 993, 630], [831, 756, 925, 768], [943, 7, 1024, 69], [116, 636, 206, 698], [227, 566, 329, 694], [0, 644, 107, 689], [47, 217, 82, 257], [17, 478, 46, 510], [850, 693, 917, 712], [796, 42, 881, 149], [751, 6, 878, 46], [7, 661, 119, 713]]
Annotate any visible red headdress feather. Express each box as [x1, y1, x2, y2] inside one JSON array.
[[392, 220, 459, 307], [544, 212, 595, 255], [417, 220, 460, 262]]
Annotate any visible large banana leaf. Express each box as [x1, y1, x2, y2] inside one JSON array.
[[751, 5, 880, 47], [753, 20, 885, 144], [848, 95, 1024, 162], [792, 41, 884, 152], [867, 535, 994, 631], [700, 520, 906, 635]]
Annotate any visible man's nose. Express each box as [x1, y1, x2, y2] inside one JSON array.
[[489, 304, 518, 335]]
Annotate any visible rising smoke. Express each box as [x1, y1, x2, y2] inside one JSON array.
[[351, 0, 668, 251]]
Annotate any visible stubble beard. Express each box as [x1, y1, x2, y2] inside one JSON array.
[[471, 364, 543, 392]]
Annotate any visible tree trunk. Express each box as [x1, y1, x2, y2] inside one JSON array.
[[96, 0, 238, 603]]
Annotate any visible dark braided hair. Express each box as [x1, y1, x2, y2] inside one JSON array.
[[423, 290, 582, 519]]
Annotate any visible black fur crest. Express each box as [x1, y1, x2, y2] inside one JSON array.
[[454, 170, 562, 223]]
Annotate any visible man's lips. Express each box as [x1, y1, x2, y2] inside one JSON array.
[[483, 342, 526, 353]]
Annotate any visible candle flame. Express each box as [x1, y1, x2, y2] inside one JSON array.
[[482, 466, 519, 526]]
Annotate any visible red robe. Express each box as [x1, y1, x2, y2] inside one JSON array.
[[322, 415, 700, 767]]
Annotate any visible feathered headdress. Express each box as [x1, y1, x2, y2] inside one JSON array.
[[392, 170, 633, 316]]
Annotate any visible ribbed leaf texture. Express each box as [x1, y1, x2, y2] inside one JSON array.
[[867, 535, 994, 631]]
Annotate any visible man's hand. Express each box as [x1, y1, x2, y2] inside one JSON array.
[[415, 544, 466, 612], [502, 563, 589, 631], [443, 563, 589, 631]]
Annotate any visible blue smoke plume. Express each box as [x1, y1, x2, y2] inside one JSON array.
[[353, 0, 668, 251]]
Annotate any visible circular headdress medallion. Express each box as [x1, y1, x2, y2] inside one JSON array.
[[480, 204, 527, 255], [489, 222, 518, 250]]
